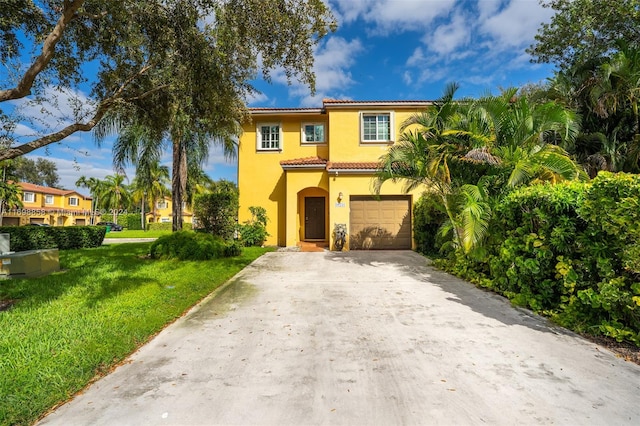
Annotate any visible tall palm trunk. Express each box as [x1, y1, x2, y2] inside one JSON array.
[[172, 138, 187, 231], [140, 192, 146, 231]]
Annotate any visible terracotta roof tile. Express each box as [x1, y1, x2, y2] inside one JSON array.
[[326, 161, 379, 170], [280, 156, 328, 167], [17, 182, 90, 198]]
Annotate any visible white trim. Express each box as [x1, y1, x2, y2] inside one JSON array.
[[23, 192, 35, 202], [68, 196, 79, 206], [256, 122, 283, 151], [301, 122, 326, 144], [360, 111, 394, 143], [44, 194, 54, 205]]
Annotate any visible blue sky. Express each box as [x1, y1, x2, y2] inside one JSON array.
[[6, 0, 556, 194]]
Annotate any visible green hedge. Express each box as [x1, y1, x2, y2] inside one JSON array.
[[0, 226, 106, 251], [429, 172, 640, 345], [149, 231, 241, 260], [147, 222, 192, 231], [101, 213, 143, 230]]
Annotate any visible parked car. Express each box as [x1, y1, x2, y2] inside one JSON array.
[[26, 223, 50, 226], [96, 222, 123, 231]]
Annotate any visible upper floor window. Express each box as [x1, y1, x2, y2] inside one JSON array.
[[45, 195, 54, 204], [257, 123, 282, 151], [361, 112, 393, 142], [68, 197, 79, 206], [302, 123, 325, 144], [157, 200, 168, 209], [23, 192, 35, 203]]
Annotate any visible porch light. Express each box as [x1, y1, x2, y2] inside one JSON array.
[[338, 192, 343, 201]]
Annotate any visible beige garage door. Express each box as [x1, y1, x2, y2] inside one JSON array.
[[349, 195, 411, 250]]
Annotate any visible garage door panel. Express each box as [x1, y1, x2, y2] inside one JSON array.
[[349, 196, 411, 250]]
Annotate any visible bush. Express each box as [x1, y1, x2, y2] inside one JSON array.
[[439, 172, 640, 345], [149, 231, 241, 260], [147, 222, 192, 231], [193, 190, 239, 240], [0, 226, 106, 251], [101, 213, 143, 230], [238, 206, 269, 247], [413, 192, 448, 256]]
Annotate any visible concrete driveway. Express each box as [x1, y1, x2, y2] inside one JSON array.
[[39, 251, 640, 425]]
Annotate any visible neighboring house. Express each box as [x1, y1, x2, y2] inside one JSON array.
[[146, 196, 193, 225], [238, 99, 432, 250], [3, 182, 94, 226]]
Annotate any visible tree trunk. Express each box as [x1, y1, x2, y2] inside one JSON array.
[[140, 193, 146, 231], [172, 138, 187, 232]]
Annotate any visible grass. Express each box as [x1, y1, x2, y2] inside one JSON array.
[[104, 229, 172, 238], [0, 243, 271, 426]]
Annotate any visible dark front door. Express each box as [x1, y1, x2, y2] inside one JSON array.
[[304, 197, 325, 240]]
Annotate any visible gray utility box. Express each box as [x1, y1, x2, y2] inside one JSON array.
[[0, 233, 9, 254], [0, 249, 60, 279]]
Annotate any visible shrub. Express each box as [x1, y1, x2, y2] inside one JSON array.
[[238, 206, 269, 247], [412, 192, 448, 256], [147, 222, 192, 231], [149, 231, 240, 260], [193, 191, 239, 240], [101, 213, 143, 230], [0, 226, 106, 251]]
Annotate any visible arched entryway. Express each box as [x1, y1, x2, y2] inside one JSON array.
[[298, 187, 328, 242]]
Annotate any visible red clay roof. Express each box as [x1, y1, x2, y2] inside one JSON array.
[[322, 99, 431, 105], [17, 182, 90, 198], [280, 156, 328, 167], [326, 161, 379, 170]]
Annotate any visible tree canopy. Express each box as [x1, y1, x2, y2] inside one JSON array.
[[528, 0, 640, 70], [4, 156, 60, 187], [0, 0, 336, 161]]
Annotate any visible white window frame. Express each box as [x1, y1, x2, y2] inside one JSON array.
[[45, 194, 54, 205], [157, 200, 168, 209], [160, 217, 171, 223], [68, 197, 79, 206], [23, 192, 35, 203], [301, 122, 326, 144], [256, 122, 282, 151], [360, 111, 394, 143]]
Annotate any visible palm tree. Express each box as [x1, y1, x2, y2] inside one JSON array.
[[76, 176, 105, 225], [589, 40, 640, 170], [132, 162, 170, 229], [99, 174, 131, 224], [0, 180, 22, 226], [376, 84, 583, 254]]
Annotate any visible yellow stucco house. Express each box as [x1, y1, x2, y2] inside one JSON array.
[[2, 182, 94, 226], [238, 99, 431, 250], [146, 196, 193, 225]]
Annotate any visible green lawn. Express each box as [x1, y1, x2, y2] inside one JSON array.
[[0, 243, 271, 426], [104, 229, 172, 238]]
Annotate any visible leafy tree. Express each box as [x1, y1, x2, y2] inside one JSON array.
[[376, 84, 582, 254], [528, 0, 640, 71], [193, 181, 239, 240], [0, 0, 335, 163], [0, 180, 22, 226], [5, 157, 60, 187]]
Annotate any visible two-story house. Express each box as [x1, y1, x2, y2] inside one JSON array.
[[146, 195, 194, 225], [238, 99, 431, 250], [2, 182, 94, 226]]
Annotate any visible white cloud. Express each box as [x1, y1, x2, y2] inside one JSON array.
[[268, 36, 364, 106], [423, 11, 470, 55], [478, 0, 554, 49], [330, 0, 456, 33]]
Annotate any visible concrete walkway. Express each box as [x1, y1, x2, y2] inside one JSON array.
[[39, 251, 640, 425]]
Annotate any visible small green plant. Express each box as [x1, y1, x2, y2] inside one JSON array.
[[238, 206, 269, 247], [149, 231, 240, 260]]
